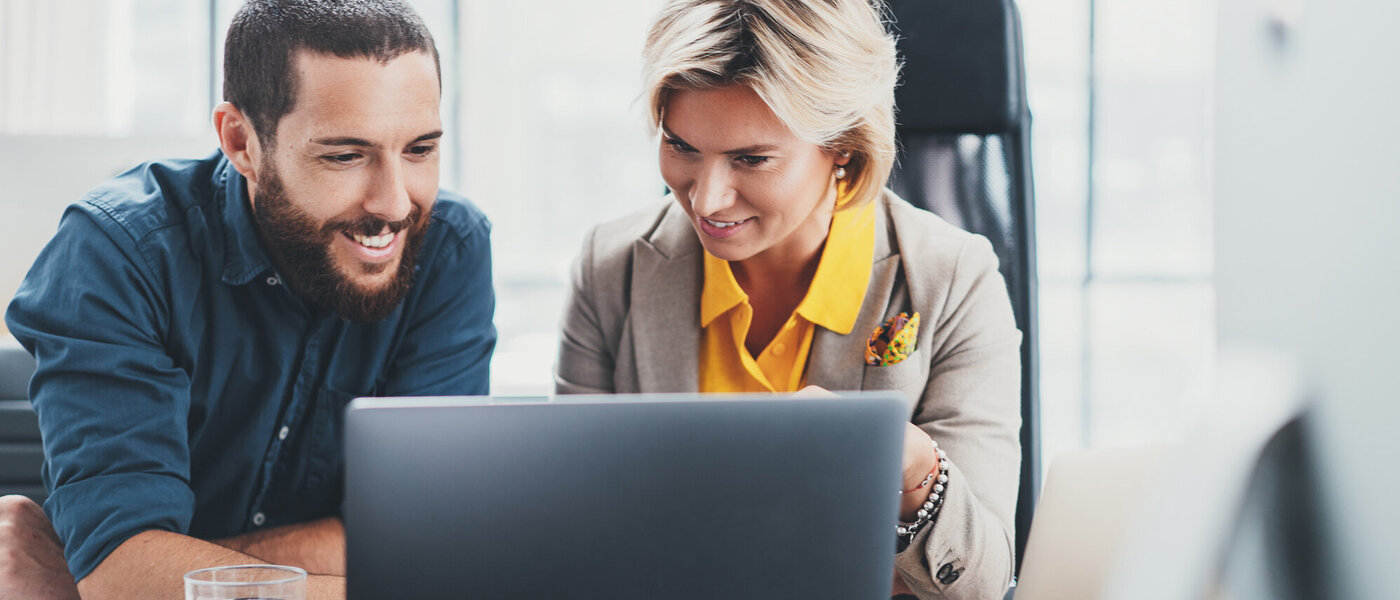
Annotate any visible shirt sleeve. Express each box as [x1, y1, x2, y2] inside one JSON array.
[[4, 204, 197, 582], [378, 205, 496, 396]]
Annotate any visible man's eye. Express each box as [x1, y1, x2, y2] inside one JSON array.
[[737, 155, 768, 166], [324, 153, 359, 164], [408, 145, 436, 156]]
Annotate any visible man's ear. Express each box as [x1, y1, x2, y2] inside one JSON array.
[[213, 102, 263, 185]]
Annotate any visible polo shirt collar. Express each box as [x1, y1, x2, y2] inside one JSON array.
[[698, 200, 876, 335], [216, 156, 277, 286], [700, 250, 747, 328], [795, 201, 875, 335]]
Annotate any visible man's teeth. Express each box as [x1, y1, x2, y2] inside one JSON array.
[[351, 231, 396, 248], [703, 217, 747, 229]]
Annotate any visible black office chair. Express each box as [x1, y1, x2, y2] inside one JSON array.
[[885, 0, 1040, 591], [0, 339, 44, 503]]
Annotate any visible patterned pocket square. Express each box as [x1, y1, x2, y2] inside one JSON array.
[[865, 312, 920, 366]]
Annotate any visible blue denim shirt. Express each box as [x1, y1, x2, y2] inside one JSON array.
[[5, 151, 495, 580]]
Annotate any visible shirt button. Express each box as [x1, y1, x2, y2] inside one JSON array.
[[772, 343, 787, 356], [252, 512, 266, 526], [278, 426, 289, 440], [265, 276, 280, 286]]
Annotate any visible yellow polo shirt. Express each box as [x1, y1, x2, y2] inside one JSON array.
[[699, 201, 876, 393]]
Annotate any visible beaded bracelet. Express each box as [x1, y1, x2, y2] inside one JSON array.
[[897, 439, 950, 543]]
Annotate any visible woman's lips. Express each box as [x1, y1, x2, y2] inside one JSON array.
[[698, 216, 752, 239]]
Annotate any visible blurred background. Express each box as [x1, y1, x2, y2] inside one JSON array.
[[0, 0, 1218, 477]]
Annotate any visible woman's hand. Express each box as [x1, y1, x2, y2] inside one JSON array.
[[899, 422, 939, 521], [793, 385, 837, 398], [796, 387, 938, 592], [797, 387, 940, 520]]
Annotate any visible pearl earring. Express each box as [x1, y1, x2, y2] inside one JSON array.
[[835, 166, 847, 180]]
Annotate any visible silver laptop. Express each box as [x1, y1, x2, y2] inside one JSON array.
[[1012, 445, 1172, 600], [344, 393, 907, 599]]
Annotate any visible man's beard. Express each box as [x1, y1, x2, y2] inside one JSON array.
[[252, 164, 432, 323]]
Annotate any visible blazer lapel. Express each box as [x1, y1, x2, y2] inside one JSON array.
[[630, 203, 703, 393], [807, 197, 902, 392]]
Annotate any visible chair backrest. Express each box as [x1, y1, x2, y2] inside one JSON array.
[[0, 338, 43, 503], [885, 0, 1040, 575]]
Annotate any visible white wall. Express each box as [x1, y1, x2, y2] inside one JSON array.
[[1212, 1, 1400, 597], [0, 135, 216, 305], [1214, 0, 1400, 389]]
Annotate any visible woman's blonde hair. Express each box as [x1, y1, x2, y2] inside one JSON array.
[[642, 0, 900, 208]]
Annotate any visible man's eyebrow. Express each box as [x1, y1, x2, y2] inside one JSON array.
[[411, 130, 444, 144], [308, 130, 444, 147], [310, 136, 375, 147], [660, 128, 778, 155]]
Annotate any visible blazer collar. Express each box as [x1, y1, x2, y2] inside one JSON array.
[[807, 193, 901, 391], [631, 201, 703, 392], [628, 193, 903, 393]]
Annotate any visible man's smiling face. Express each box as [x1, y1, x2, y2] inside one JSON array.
[[248, 49, 442, 321]]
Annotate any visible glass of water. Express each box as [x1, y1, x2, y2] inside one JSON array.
[[184, 564, 307, 600]]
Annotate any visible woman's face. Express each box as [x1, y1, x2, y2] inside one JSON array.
[[659, 85, 846, 266]]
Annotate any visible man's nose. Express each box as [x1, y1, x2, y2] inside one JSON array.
[[363, 160, 413, 223]]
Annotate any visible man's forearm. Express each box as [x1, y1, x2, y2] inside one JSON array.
[[77, 530, 344, 600], [213, 516, 345, 576]]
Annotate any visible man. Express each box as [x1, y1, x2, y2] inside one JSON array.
[[0, 1, 493, 598]]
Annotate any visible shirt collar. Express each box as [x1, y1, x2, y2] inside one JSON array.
[[700, 249, 748, 328], [698, 200, 876, 334], [216, 155, 277, 285], [795, 200, 876, 335]]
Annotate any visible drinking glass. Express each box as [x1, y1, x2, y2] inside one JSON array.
[[184, 564, 307, 600]]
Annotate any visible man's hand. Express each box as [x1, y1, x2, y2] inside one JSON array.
[[0, 495, 79, 600]]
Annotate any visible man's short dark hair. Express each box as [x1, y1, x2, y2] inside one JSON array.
[[223, 0, 441, 145]]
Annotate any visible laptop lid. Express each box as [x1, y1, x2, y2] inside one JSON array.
[[1012, 445, 1171, 600], [344, 393, 906, 599]]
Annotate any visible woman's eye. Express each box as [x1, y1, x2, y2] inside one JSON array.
[[665, 139, 696, 153]]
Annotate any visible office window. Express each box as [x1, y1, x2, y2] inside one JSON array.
[[1025, 0, 1218, 463], [0, 0, 210, 137], [0, 0, 1220, 469], [454, 1, 666, 395]]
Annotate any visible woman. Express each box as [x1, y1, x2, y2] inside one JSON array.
[[555, 0, 1021, 597]]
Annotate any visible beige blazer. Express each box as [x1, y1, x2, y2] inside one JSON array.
[[555, 190, 1022, 599]]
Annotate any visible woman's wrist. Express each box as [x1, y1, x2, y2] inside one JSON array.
[[896, 440, 949, 542], [899, 440, 942, 520]]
